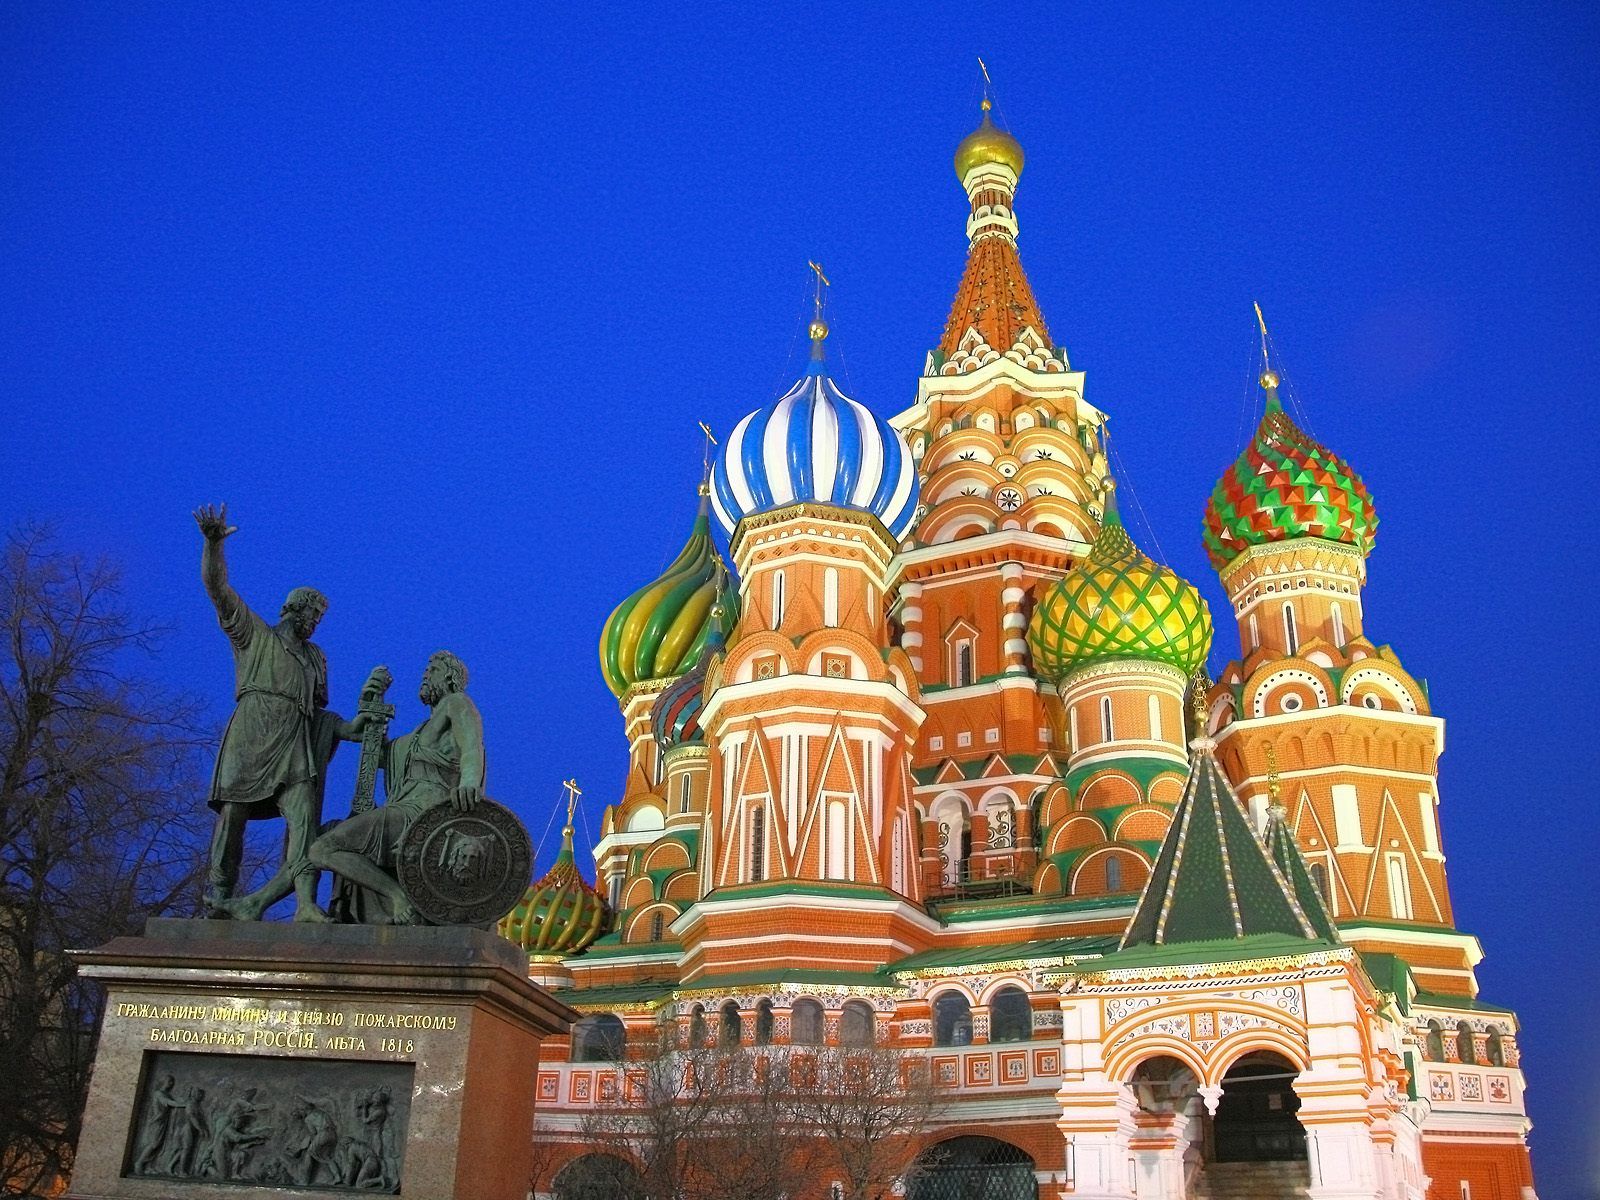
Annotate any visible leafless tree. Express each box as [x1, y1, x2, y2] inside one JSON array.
[[0, 525, 209, 1197], [798, 1045, 948, 1200]]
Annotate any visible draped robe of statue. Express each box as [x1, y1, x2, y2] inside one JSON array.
[[325, 716, 473, 923], [209, 593, 341, 821]]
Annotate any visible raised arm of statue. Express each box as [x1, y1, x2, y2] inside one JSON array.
[[193, 503, 248, 645]]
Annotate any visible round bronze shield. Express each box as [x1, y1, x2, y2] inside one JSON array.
[[395, 799, 533, 926]]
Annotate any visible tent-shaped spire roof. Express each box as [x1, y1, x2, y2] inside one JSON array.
[[1262, 747, 1340, 942], [1121, 688, 1323, 949]]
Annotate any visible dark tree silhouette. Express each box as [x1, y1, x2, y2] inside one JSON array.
[[0, 526, 209, 1197]]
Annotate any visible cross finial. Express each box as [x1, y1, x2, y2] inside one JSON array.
[[807, 261, 830, 350], [1264, 743, 1282, 804], [978, 56, 993, 110], [1190, 669, 1212, 731], [697, 421, 718, 491], [561, 777, 582, 828], [1254, 301, 1279, 391]]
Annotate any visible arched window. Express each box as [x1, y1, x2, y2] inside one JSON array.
[[755, 1000, 774, 1046], [649, 912, 664, 942], [1309, 861, 1332, 907], [840, 1001, 875, 1047], [933, 992, 973, 1047], [772, 570, 786, 627], [1331, 602, 1346, 647], [1456, 1021, 1477, 1065], [989, 987, 1031, 1043], [1248, 611, 1259, 650], [750, 805, 765, 882], [1104, 855, 1123, 893], [689, 1005, 707, 1048], [955, 640, 975, 687], [572, 1013, 625, 1063], [791, 999, 824, 1046], [1100, 696, 1114, 742], [824, 567, 839, 627], [1486, 1027, 1506, 1067], [1425, 1020, 1446, 1061], [1283, 604, 1299, 654], [1148, 694, 1162, 742], [719, 1002, 742, 1048], [608, 875, 622, 911], [679, 773, 692, 814]]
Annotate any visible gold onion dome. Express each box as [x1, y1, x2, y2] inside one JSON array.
[[497, 825, 609, 958], [599, 490, 739, 697], [954, 99, 1025, 181], [1029, 491, 1213, 681]]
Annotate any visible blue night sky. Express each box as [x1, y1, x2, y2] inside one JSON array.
[[3, 5, 1596, 1193]]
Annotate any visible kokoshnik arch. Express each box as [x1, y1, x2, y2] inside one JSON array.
[[495, 99, 1538, 1200]]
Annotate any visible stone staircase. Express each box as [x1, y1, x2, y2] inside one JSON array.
[[1191, 1160, 1312, 1200]]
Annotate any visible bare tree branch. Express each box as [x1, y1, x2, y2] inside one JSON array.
[[0, 524, 210, 1198]]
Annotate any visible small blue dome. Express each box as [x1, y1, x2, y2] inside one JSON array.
[[710, 359, 920, 541]]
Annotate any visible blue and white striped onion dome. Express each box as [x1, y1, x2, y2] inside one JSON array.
[[710, 360, 920, 541]]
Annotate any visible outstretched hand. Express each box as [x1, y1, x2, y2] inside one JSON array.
[[193, 503, 238, 543], [451, 785, 482, 813]]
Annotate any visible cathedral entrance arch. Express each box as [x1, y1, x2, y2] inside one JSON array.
[[907, 1135, 1036, 1200], [552, 1152, 644, 1200], [1210, 1051, 1307, 1163]]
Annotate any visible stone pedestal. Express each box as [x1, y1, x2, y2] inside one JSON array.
[[67, 919, 575, 1200]]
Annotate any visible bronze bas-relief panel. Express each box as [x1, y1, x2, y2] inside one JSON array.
[[124, 1051, 412, 1193]]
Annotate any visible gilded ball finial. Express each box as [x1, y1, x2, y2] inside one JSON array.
[[1260, 368, 1280, 390], [981, 97, 991, 113], [808, 319, 829, 342]]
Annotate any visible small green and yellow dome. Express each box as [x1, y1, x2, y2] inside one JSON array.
[[497, 825, 609, 959], [600, 490, 739, 698], [954, 99, 1025, 181], [1029, 493, 1212, 681]]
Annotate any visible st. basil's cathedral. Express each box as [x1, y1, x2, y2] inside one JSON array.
[[497, 100, 1539, 1200]]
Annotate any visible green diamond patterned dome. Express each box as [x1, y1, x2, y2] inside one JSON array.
[[1203, 378, 1378, 570], [1030, 500, 1212, 681]]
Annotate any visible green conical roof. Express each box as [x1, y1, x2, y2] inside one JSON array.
[[1121, 739, 1321, 948], [1264, 805, 1340, 943]]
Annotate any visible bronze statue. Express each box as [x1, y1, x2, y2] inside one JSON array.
[[194, 504, 371, 921], [310, 651, 485, 925]]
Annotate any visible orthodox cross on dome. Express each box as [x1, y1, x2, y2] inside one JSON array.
[[1254, 301, 1282, 399], [1265, 742, 1284, 811], [698, 421, 718, 495], [807, 260, 831, 359], [561, 777, 582, 833]]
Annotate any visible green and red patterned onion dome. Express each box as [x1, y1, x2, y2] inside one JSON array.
[[1203, 371, 1378, 570], [1029, 493, 1212, 681], [599, 490, 739, 697], [650, 623, 722, 750], [497, 826, 608, 958]]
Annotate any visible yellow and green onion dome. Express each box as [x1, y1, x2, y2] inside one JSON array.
[[497, 826, 608, 958], [1029, 493, 1212, 681], [599, 490, 739, 697], [1203, 371, 1378, 571]]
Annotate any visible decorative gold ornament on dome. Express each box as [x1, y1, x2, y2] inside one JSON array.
[[953, 77, 1025, 181]]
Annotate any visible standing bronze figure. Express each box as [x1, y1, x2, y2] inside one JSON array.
[[194, 504, 368, 920]]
